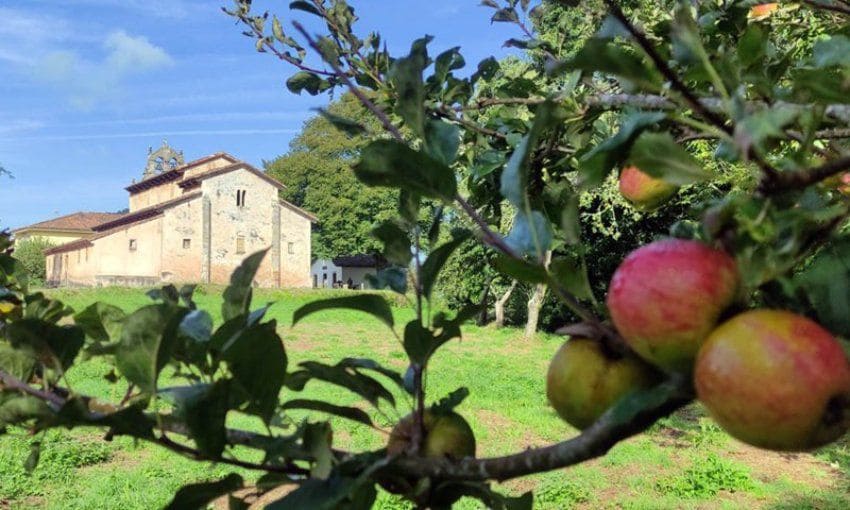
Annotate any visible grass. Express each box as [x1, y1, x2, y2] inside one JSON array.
[[2, 286, 850, 509]]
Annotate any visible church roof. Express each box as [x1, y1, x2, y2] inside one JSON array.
[[14, 212, 125, 234], [125, 152, 238, 193], [178, 162, 286, 191], [45, 192, 202, 255]]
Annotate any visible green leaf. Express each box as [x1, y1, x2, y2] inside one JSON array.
[[55, 398, 154, 439], [164, 473, 244, 510], [0, 343, 37, 381], [315, 108, 367, 136], [178, 310, 213, 344], [162, 382, 230, 457], [220, 321, 287, 422], [286, 71, 330, 95], [505, 210, 553, 259], [491, 8, 519, 23], [6, 319, 85, 372], [737, 24, 767, 69], [0, 393, 50, 428], [403, 319, 433, 364], [266, 475, 363, 510], [629, 132, 710, 186], [365, 267, 408, 294], [796, 239, 850, 337], [419, 231, 472, 300], [424, 119, 461, 166], [550, 253, 596, 303], [813, 35, 850, 68], [281, 399, 373, 426], [579, 111, 666, 187], [431, 387, 469, 414], [147, 284, 179, 305], [371, 221, 412, 266], [492, 255, 548, 284], [295, 361, 396, 408], [567, 39, 661, 90], [336, 358, 405, 389], [355, 140, 457, 201], [735, 106, 799, 152], [222, 249, 268, 322], [24, 441, 40, 473], [500, 100, 559, 208], [292, 295, 394, 329], [390, 36, 432, 137], [289, 1, 323, 16], [74, 303, 125, 343], [115, 304, 187, 394]]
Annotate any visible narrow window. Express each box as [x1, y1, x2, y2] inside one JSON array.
[[183, 238, 191, 249], [235, 190, 241, 207], [236, 236, 245, 254], [129, 239, 137, 251], [241, 190, 247, 207], [287, 242, 295, 254]]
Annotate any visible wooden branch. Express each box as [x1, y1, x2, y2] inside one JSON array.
[[759, 155, 850, 193], [388, 375, 693, 482], [802, 0, 850, 16]]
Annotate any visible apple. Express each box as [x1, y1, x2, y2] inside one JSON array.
[[387, 410, 476, 459], [618, 165, 678, 211], [547, 338, 661, 429], [607, 239, 739, 372], [748, 3, 779, 19], [695, 310, 850, 451]]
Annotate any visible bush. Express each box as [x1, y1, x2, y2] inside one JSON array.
[[13, 237, 54, 286]]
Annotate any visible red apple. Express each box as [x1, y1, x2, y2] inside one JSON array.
[[618, 165, 678, 211], [748, 3, 779, 19], [547, 338, 661, 429], [607, 239, 739, 372], [387, 410, 476, 459], [696, 310, 850, 451]]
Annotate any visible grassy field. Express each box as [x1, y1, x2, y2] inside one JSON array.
[[2, 286, 850, 509]]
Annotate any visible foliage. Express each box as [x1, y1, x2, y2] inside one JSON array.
[[5, 0, 850, 508], [12, 237, 54, 286], [656, 453, 754, 498], [265, 94, 398, 259]]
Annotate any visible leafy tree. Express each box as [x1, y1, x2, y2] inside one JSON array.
[[5, 1, 850, 509], [12, 237, 54, 286], [266, 93, 398, 259]]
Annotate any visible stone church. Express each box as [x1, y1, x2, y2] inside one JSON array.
[[19, 142, 316, 287]]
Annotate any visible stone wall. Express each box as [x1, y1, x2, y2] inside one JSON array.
[[93, 217, 164, 279], [161, 198, 202, 283], [279, 202, 312, 287]]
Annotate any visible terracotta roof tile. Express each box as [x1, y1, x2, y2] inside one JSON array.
[[15, 212, 124, 234]]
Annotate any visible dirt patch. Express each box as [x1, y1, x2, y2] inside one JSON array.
[[727, 442, 841, 488]]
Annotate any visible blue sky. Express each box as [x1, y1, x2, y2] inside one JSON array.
[[0, 0, 517, 229]]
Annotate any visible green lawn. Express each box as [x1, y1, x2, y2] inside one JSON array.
[[2, 286, 849, 509]]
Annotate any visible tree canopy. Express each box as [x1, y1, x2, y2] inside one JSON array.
[[266, 94, 398, 259]]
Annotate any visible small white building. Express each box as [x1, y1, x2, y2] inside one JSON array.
[[310, 254, 387, 289]]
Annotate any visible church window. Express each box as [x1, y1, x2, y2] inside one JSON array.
[[288, 242, 295, 254], [236, 189, 247, 207], [129, 239, 137, 251], [236, 236, 246, 254], [183, 239, 191, 249]]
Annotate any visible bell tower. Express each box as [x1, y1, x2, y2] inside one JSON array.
[[142, 139, 185, 179]]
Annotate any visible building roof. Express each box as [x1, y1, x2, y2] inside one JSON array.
[[332, 254, 388, 268], [46, 192, 202, 255], [14, 212, 125, 234], [178, 162, 286, 191], [279, 199, 319, 223], [125, 152, 238, 193]]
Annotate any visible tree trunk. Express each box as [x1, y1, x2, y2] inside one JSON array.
[[524, 251, 553, 339], [477, 276, 493, 326], [494, 281, 517, 328]]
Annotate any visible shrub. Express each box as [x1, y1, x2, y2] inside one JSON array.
[[13, 237, 54, 286], [656, 454, 754, 499]]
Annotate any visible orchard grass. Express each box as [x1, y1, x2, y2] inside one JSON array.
[[1, 287, 849, 509]]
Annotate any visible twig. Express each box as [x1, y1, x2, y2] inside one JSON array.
[[802, 0, 850, 16], [158, 433, 308, 476], [759, 155, 850, 193], [387, 375, 693, 481], [292, 21, 405, 143]]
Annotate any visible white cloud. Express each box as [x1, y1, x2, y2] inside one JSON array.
[[33, 30, 174, 110]]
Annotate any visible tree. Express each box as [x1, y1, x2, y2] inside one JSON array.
[[265, 93, 398, 259], [12, 237, 54, 286], [5, 1, 850, 509]]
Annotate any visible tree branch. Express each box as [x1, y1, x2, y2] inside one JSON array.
[[759, 155, 850, 193], [388, 375, 693, 482], [802, 0, 850, 16]]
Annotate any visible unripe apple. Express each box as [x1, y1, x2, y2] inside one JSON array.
[[748, 3, 779, 19], [547, 338, 661, 429], [607, 239, 739, 372], [696, 310, 850, 451], [618, 165, 678, 211], [387, 410, 476, 459]]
